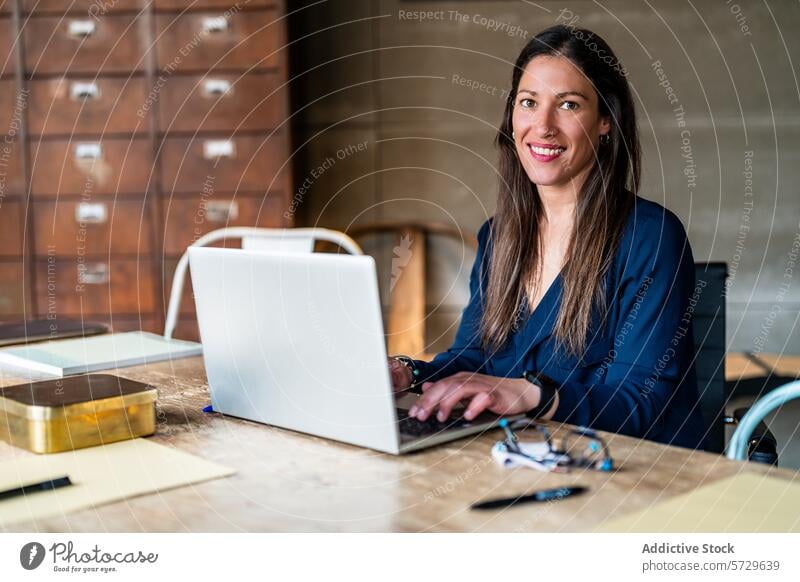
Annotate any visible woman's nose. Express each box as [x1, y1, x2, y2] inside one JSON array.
[[533, 107, 557, 137]]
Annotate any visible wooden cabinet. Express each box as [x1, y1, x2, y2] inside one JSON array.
[[0, 1, 292, 337]]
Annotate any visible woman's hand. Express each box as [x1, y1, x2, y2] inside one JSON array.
[[388, 357, 413, 392], [408, 372, 546, 422]]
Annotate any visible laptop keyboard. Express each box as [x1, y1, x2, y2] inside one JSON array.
[[396, 407, 498, 438]]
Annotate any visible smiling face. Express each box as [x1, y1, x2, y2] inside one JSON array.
[[512, 55, 610, 198]]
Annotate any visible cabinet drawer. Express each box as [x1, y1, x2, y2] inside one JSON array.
[[22, 0, 147, 13], [30, 138, 153, 196], [35, 257, 156, 314], [161, 193, 285, 255], [23, 14, 149, 75], [33, 199, 153, 255], [154, 0, 274, 9], [158, 73, 285, 133], [28, 77, 150, 135], [0, 79, 25, 136], [0, 17, 17, 74], [159, 134, 288, 194], [156, 9, 282, 72], [0, 199, 25, 257], [0, 138, 26, 195], [0, 263, 26, 316]]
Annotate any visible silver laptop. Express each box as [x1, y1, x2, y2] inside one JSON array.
[[188, 246, 508, 454]]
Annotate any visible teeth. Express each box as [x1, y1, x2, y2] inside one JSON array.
[[530, 145, 565, 156]]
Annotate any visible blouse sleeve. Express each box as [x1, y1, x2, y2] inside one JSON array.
[[412, 220, 492, 384], [551, 210, 698, 440]]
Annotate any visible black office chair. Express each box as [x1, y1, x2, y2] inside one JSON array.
[[692, 262, 778, 463]]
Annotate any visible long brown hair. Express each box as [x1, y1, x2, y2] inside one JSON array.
[[482, 25, 640, 357]]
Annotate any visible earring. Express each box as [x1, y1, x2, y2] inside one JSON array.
[[600, 134, 610, 145], [512, 131, 515, 139]]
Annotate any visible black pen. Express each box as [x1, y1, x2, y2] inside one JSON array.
[[0, 476, 73, 502], [471, 486, 588, 510]]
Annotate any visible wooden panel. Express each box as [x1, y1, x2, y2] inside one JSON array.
[[34, 256, 156, 314], [0, 262, 26, 316], [22, 0, 147, 13], [0, 199, 25, 257], [29, 138, 153, 196], [32, 199, 153, 255], [159, 133, 288, 194], [23, 14, 149, 75], [386, 228, 427, 358], [161, 193, 285, 255], [155, 9, 282, 72], [0, 138, 26, 196], [28, 77, 150, 135], [0, 79, 25, 135], [158, 72, 285, 133], [154, 0, 274, 9], [0, 17, 18, 75]]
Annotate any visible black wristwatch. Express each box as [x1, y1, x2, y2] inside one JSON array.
[[394, 355, 422, 393], [522, 370, 559, 419]]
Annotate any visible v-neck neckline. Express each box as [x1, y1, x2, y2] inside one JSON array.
[[526, 269, 564, 319]]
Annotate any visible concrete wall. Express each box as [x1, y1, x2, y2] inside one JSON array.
[[287, 0, 800, 355]]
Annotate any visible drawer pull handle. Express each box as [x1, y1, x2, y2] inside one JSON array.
[[203, 140, 236, 159], [202, 79, 232, 97], [205, 200, 239, 223], [75, 203, 107, 224], [68, 20, 96, 38], [74, 142, 103, 160], [71, 82, 100, 101], [201, 16, 230, 34], [78, 263, 109, 285]]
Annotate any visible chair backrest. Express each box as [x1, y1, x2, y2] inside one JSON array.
[[163, 227, 362, 340], [347, 221, 478, 358], [692, 262, 729, 453]]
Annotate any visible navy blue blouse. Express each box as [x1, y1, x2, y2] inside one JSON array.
[[414, 196, 707, 449]]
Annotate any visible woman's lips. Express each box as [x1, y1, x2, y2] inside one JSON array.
[[528, 143, 566, 163]]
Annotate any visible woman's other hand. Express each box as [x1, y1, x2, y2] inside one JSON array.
[[408, 372, 550, 421]]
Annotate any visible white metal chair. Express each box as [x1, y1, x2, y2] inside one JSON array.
[[727, 380, 800, 462], [163, 227, 363, 340]]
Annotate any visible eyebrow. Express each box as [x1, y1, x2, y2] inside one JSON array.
[[517, 89, 590, 100]]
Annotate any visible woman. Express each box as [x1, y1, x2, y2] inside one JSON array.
[[388, 25, 707, 449]]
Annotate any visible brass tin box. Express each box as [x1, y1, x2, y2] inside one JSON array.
[[0, 374, 157, 454]]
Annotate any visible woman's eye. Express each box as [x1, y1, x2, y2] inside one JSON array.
[[560, 101, 579, 111], [519, 98, 535, 108]]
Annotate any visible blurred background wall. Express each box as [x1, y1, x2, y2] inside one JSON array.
[[287, 0, 800, 356]]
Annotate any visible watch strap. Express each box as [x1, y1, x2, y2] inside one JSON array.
[[522, 370, 559, 419]]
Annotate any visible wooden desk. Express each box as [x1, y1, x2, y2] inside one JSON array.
[[1, 356, 796, 532]]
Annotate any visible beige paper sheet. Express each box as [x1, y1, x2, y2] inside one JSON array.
[[0, 438, 234, 527], [597, 472, 800, 533]]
